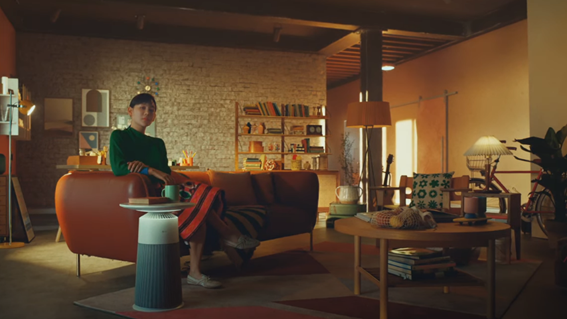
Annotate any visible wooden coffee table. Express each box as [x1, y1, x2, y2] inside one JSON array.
[[334, 218, 510, 319]]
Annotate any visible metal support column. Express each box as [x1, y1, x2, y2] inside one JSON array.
[[360, 29, 384, 211]]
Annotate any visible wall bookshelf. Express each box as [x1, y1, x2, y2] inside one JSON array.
[[234, 102, 329, 171]]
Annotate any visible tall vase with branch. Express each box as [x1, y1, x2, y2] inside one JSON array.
[[336, 133, 362, 204]]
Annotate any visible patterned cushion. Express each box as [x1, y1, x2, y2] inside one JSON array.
[[409, 172, 454, 210]]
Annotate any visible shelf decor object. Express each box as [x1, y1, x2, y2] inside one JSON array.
[[136, 76, 160, 96], [0, 79, 36, 249], [463, 136, 512, 193], [235, 102, 329, 171], [346, 101, 391, 210]]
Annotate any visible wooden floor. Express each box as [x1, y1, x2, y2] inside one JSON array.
[[0, 213, 565, 319]]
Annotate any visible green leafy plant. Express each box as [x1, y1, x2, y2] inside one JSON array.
[[514, 124, 567, 222], [338, 133, 356, 186]]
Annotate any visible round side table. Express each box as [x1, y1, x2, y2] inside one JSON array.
[[119, 202, 195, 312]]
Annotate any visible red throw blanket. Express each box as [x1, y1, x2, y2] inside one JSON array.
[[177, 181, 226, 241]]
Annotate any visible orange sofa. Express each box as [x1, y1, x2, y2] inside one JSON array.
[[55, 170, 319, 275]]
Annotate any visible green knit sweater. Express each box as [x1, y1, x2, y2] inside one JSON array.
[[109, 127, 171, 183]]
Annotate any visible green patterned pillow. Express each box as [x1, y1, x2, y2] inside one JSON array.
[[409, 172, 454, 210]]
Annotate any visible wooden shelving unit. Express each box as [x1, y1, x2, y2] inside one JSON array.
[[234, 102, 329, 171]]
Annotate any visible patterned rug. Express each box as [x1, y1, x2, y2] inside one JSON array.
[[75, 241, 541, 319]]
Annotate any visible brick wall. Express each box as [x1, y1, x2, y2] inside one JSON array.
[[16, 33, 326, 208]]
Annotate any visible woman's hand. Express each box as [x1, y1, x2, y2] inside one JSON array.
[[127, 161, 148, 173], [149, 168, 175, 185]]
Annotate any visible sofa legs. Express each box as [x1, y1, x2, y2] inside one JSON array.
[[76, 254, 81, 277], [310, 231, 313, 251]]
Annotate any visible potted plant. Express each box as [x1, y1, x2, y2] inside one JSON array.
[[514, 124, 567, 248], [336, 133, 362, 204]]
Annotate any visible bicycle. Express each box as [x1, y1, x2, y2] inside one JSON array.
[[466, 141, 554, 236]]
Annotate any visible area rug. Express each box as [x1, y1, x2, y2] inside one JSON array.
[[75, 241, 541, 319]]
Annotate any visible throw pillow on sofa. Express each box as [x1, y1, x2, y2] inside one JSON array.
[[409, 172, 454, 210], [207, 170, 258, 206], [251, 172, 275, 205]]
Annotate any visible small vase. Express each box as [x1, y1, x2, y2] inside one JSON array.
[[258, 122, 265, 134]]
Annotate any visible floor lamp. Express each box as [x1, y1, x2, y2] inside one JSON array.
[[0, 90, 35, 249], [346, 101, 392, 210]]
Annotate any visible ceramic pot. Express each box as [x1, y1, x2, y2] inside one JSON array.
[[335, 185, 362, 204], [544, 219, 567, 249]]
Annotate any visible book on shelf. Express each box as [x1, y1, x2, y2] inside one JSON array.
[[243, 167, 263, 171], [309, 146, 325, 153], [387, 254, 451, 265], [128, 197, 171, 205], [243, 104, 261, 115], [388, 247, 443, 259], [387, 259, 456, 271]]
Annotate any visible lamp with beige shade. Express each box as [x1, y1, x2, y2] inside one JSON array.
[[346, 101, 392, 209], [464, 136, 512, 193]]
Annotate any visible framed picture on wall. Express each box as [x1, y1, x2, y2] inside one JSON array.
[[44, 98, 73, 136], [78, 131, 99, 150], [81, 89, 109, 127]]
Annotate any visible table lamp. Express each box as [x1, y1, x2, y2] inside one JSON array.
[[346, 101, 391, 209], [464, 136, 512, 193]]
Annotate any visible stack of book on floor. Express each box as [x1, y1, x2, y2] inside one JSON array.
[[387, 247, 457, 280]]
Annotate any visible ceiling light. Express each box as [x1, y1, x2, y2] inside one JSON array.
[[136, 15, 145, 30], [382, 64, 395, 71]]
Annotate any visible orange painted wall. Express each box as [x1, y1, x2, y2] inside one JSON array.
[[527, 0, 567, 140], [0, 7, 17, 174], [327, 20, 531, 199]]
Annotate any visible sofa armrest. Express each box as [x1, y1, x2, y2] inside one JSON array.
[[55, 171, 155, 262]]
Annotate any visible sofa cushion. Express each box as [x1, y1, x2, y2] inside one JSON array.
[[208, 170, 258, 206], [257, 203, 316, 241], [409, 172, 454, 210], [251, 172, 275, 205]]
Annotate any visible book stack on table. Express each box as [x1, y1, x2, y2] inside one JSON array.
[[326, 203, 366, 228], [387, 247, 457, 280]]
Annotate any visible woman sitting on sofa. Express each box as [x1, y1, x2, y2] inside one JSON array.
[[109, 93, 260, 289]]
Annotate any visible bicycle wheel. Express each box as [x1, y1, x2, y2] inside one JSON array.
[[469, 178, 507, 214], [532, 191, 567, 237]]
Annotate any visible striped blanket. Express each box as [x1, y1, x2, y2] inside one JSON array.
[[176, 181, 268, 268], [177, 181, 225, 241], [223, 206, 268, 269]]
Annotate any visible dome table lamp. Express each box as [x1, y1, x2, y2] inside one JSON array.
[[464, 136, 512, 193]]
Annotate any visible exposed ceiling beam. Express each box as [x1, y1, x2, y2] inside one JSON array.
[[44, 0, 466, 36], [17, 13, 335, 52], [0, 0, 24, 29], [469, 0, 527, 35], [318, 32, 360, 57], [327, 74, 360, 90]]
